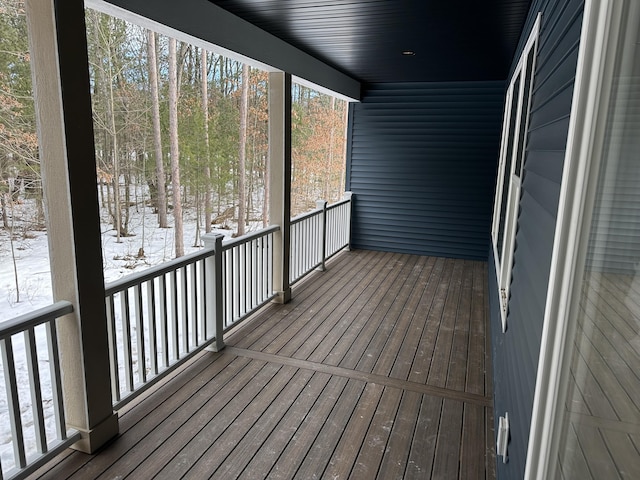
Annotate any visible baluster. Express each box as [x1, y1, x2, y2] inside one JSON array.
[[226, 249, 232, 327], [298, 221, 303, 278], [159, 274, 169, 368], [25, 327, 47, 453], [253, 239, 258, 306], [268, 232, 273, 295], [170, 270, 179, 361], [120, 289, 134, 393], [257, 237, 263, 303], [290, 223, 295, 280], [1, 337, 26, 468], [191, 262, 198, 347], [180, 266, 188, 355], [247, 241, 252, 311], [133, 284, 146, 385], [305, 219, 308, 271], [345, 192, 353, 250], [240, 244, 246, 317], [105, 295, 120, 402], [147, 280, 158, 376], [46, 319, 67, 440], [234, 246, 241, 322]]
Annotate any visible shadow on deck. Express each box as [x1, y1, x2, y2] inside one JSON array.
[[31, 249, 496, 479]]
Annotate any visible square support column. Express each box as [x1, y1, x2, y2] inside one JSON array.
[[269, 72, 292, 303], [25, 0, 118, 453]]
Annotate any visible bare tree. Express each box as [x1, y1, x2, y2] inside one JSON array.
[[201, 47, 212, 233], [147, 30, 168, 228], [169, 37, 184, 257], [237, 63, 249, 236]]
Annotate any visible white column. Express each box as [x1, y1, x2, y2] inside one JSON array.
[[25, 0, 118, 453], [269, 72, 292, 303]]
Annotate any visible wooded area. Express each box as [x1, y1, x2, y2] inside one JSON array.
[[0, 1, 348, 261]]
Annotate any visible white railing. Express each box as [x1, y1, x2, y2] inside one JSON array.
[[105, 225, 279, 410], [0, 194, 351, 478], [290, 207, 324, 283], [290, 194, 352, 284], [105, 248, 214, 409], [0, 301, 81, 480], [326, 195, 353, 259], [219, 225, 278, 331]]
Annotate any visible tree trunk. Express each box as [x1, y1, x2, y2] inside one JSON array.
[[0, 192, 9, 230], [9, 199, 19, 303], [237, 63, 249, 236], [169, 37, 184, 257], [106, 34, 122, 242], [147, 31, 168, 228], [263, 151, 269, 227], [201, 47, 212, 233], [324, 96, 336, 201]]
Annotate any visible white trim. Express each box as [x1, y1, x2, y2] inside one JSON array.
[[524, 1, 627, 478], [490, 13, 542, 331], [85, 0, 361, 101]]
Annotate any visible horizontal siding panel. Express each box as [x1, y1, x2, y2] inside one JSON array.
[[521, 169, 563, 217], [527, 115, 572, 151], [354, 202, 492, 218], [348, 81, 505, 260], [523, 149, 566, 182], [527, 84, 574, 130], [513, 194, 557, 307], [353, 221, 490, 239]]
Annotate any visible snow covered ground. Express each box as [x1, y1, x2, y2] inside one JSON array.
[[0, 198, 242, 474], [0, 203, 216, 322]]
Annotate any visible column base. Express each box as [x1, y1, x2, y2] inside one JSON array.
[[206, 338, 226, 352], [273, 288, 292, 304], [70, 412, 119, 454]]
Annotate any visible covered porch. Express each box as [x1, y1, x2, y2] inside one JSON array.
[[30, 250, 494, 479]]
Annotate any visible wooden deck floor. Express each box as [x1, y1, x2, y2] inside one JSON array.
[[31, 249, 495, 480]]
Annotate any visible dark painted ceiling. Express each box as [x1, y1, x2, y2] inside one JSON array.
[[209, 0, 533, 84]]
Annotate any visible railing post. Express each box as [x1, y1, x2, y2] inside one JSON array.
[[269, 71, 292, 303], [344, 191, 353, 251], [25, 0, 118, 453], [316, 200, 328, 271], [204, 233, 225, 352]]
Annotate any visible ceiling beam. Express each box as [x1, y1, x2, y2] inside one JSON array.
[[86, 0, 361, 101]]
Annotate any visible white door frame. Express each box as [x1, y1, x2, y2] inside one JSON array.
[[524, 0, 629, 478]]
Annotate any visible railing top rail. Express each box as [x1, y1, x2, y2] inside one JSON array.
[[105, 247, 215, 296], [0, 300, 73, 339], [326, 197, 351, 211], [291, 197, 352, 225], [291, 207, 323, 225], [221, 224, 280, 251]]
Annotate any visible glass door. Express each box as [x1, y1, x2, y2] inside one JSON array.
[[527, 1, 640, 478]]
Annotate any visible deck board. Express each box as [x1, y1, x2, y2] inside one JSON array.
[[30, 250, 495, 480]]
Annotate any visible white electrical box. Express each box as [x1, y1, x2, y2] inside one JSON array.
[[497, 412, 509, 463]]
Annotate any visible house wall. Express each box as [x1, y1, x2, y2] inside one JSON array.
[[489, 0, 584, 478], [346, 81, 505, 260]]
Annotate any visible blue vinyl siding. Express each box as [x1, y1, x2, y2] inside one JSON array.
[[489, 0, 584, 478], [347, 81, 505, 260]]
